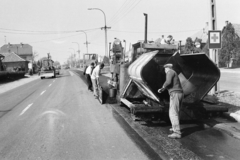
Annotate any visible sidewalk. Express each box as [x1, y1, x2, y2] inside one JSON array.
[[220, 67, 240, 73], [0, 74, 39, 95]]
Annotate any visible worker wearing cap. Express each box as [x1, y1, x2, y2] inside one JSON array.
[[158, 63, 183, 139], [91, 63, 105, 98]]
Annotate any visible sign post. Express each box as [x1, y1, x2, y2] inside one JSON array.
[[209, 0, 221, 95], [208, 30, 221, 94], [208, 30, 222, 49]]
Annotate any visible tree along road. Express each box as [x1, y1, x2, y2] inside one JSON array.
[[0, 70, 160, 160]]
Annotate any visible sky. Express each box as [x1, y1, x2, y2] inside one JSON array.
[[0, 0, 239, 64]]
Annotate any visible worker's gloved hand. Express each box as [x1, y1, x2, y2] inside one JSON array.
[[158, 88, 165, 93]]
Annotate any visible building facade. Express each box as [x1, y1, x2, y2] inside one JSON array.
[[0, 43, 33, 62], [1, 52, 28, 73]]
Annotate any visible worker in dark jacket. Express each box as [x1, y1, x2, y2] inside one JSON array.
[[158, 63, 183, 139]]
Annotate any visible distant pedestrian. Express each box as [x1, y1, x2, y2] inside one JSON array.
[[91, 63, 105, 98], [158, 63, 183, 139], [85, 62, 94, 91]]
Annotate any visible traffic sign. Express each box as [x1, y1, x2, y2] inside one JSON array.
[[208, 30, 222, 49]]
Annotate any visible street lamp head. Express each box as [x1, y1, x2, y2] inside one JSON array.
[[88, 8, 93, 10]]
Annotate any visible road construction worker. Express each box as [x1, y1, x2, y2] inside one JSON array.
[[91, 63, 104, 98], [158, 63, 183, 139], [85, 62, 95, 91]]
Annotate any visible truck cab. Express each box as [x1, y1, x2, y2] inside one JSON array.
[[39, 59, 56, 79], [83, 53, 98, 68]]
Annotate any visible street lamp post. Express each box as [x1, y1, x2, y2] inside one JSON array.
[[69, 51, 73, 67], [88, 8, 111, 57], [72, 42, 80, 66], [76, 30, 89, 53], [69, 48, 76, 67]]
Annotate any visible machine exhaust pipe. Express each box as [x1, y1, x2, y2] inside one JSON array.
[[143, 13, 148, 43]]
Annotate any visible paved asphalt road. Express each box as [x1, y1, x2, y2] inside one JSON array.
[[1, 69, 240, 160], [73, 69, 240, 160], [0, 70, 159, 160]]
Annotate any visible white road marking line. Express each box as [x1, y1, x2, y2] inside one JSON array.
[[20, 103, 33, 116], [40, 90, 46, 95], [53, 80, 55, 82], [49, 84, 52, 87]]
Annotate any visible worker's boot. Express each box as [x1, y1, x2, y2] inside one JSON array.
[[168, 133, 181, 139]]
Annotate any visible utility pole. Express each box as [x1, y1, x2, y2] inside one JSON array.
[[4, 36, 6, 44], [101, 24, 111, 57], [109, 42, 111, 58], [72, 42, 80, 66], [84, 41, 90, 53], [209, 0, 219, 94]]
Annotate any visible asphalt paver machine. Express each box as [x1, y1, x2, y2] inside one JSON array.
[[120, 42, 228, 121]]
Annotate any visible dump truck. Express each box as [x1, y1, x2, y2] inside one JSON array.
[[119, 42, 227, 121], [39, 58, 56, 79], [82, 53, 98, 68]]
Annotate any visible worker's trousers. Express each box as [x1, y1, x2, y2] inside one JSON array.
[[91, 78, 98, 97], [169, 92, 183, 135], [86, 74, 92, 91]]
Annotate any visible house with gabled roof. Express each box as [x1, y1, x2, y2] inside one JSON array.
[[1, 52, 28, 73], [189, 22, 209, 49], [0, 43, 33, 62]]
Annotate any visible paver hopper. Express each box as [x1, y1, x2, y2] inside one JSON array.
[[121, 50, 226, 120]]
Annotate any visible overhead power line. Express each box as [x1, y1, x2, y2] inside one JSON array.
[[29, 29, 99, 44], [89, 0, 139, 41], [109, 0, 142, 27], [0, 27, 101, 35], [109, 28, 202, 34], [108, 0, 136, 25]]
